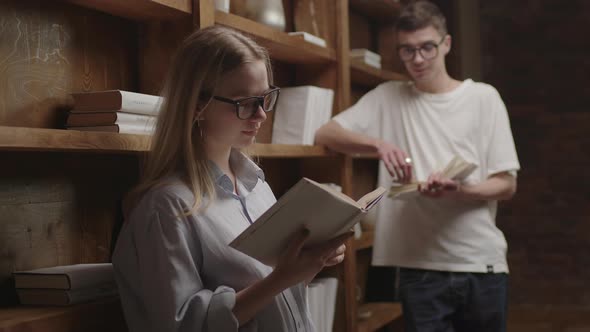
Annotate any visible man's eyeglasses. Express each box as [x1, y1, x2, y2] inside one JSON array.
[[397, 36, 446, 62], [213, 86, 281, 120]]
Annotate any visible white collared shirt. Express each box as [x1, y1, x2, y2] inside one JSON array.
[[112, 150, 313, 332]]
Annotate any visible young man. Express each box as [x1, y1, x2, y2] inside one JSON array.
[[315, 1, 520, 331]]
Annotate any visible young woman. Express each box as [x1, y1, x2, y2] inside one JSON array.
[[112, 26, 350, 332]]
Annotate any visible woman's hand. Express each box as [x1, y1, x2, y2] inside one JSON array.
[[271, 229, 353, 288]]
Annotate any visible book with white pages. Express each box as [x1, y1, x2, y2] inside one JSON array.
[[389, 156, 478, 199]]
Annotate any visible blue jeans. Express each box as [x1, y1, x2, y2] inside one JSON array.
[[399, 268, 508, 332]]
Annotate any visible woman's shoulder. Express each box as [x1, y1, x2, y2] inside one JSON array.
[[130, 176, 196, 220]]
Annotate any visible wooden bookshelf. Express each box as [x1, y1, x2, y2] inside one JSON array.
[[63, 0, 191, 20], [357, 302, 403, 332], [0, 298, 126, 332], [350, 58, 407, 87], [354, 230, 374, 251], [349, 0, 401, 23], [215, 11, 336, 64]]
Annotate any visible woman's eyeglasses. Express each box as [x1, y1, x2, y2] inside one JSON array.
[[213, 86, 281, 120]]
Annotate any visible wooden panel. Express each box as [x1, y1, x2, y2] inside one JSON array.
[[0, 127, 151, 154], [63, 0, 191, 20], [377, 23, 405, 73], [349, 0, 401, 23], [0, 152, 138, 305], [349, 10, 372, 50], [0, 0, 137, 128], [138, 19, 193, 94], [351, 158, 379, 201], [357, 302, 403, 332], [350, 58, 408, 87], [215, 11, 336, 64], [0, 297, 127, 332]]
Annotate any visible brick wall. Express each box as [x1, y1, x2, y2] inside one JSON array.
[[480, 0, 590, 328]]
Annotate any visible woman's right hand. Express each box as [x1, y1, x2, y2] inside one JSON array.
[[271, 229, 353, 288]]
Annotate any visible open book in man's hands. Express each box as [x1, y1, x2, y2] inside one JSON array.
[[230, 178, 386, 266], [389, 156, 477, 199]]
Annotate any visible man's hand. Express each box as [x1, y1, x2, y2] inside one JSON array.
[[376, 140, 413, 183], [418, 172, 460, 198]]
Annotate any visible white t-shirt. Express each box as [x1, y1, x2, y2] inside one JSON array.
[[333, 79, 520, 273]]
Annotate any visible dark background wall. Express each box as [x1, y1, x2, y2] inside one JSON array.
[[480, 0, 590, 329]]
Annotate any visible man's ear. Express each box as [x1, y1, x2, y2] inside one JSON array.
[[443, 35, 452, 55]]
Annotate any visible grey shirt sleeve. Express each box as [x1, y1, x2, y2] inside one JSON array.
[[125, 196, 239, 332]]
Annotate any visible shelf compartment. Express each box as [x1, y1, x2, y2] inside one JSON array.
[[215, 11, 336, 64], [350, 58, 407, 87], [357, 302, 403, 332], [63, 0, 191, 20], [0, 297, 126, 332]]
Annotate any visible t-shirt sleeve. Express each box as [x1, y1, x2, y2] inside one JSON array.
[[332, 84, 383, 134], [484, 88, 521, 177], [132, 196, 239, 332]]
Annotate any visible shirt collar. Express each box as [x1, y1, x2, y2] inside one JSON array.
[[208, 149, 265, 194]]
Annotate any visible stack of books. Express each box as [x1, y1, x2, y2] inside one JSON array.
[[350, 48, 382, 69], [271, 86, 334, 145], [66, 90, 161, 135], [13, 263, 118, 306]]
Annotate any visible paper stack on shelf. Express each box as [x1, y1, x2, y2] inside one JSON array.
[[350, 48, 382, 69], [272, 86, 334, 145], [288, 31, 327, 47], [307, 278, 338, 332], [66, 90, 161, 135]]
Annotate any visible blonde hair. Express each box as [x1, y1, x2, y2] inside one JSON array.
[[125, 26, 273, 215]]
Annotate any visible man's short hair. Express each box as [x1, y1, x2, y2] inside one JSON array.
[[395, 0, 448, 36]]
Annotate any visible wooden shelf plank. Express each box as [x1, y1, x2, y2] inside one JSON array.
[[350, 58, 407, 87], [358, 302, 403, 332], [354, 230, 374, 251], [0, 126, 151, 154], [0, 127, 332, 158], [215, 11, 336, 64], [349, 0, 401, 22], [0, 297, 127, 332], [63, 0, 191, 20], [247, 144, 331, 158]]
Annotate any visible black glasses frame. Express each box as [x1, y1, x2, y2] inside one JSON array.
[[213, 85, 281, 120], [397, 35, 446, 62]]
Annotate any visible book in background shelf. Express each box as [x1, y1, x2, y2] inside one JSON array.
[[230, 177, 386, 266], [350, 48, 382, 69], [13, 263, 118, 306], [389, 156, 477, 199], [288, 31, 327, 47], [67, 123, 155, 135], [70, 90, 162, 116], [271, 86, 333, 145], [66, 112, 156, 128]]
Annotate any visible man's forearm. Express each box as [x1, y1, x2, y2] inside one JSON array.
[[459, 173, 517, 201], [315, 121, 379, 154]]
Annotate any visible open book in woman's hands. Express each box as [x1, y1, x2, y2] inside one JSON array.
[[230, 178, 386, 266], [389, 156, 477, 199]]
